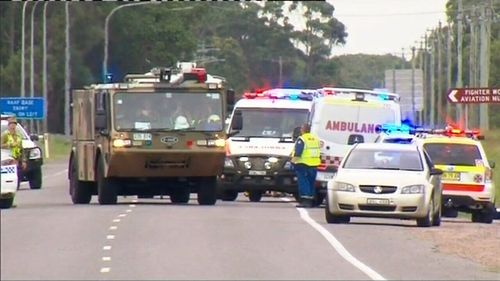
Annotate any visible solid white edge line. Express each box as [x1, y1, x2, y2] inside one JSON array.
[[295, 206, 386, 281]]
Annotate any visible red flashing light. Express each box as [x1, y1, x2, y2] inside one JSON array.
[[435, 125, 484, 139], [192, 68, 207, 83]]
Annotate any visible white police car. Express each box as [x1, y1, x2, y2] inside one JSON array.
[[1, 115, 43, 189], [1, 149, 18, 208]]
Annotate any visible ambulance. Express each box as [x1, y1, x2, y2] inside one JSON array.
[[417, 127, 496, 223], [219, 88, 319, 202], [311, 88, 402, 191]]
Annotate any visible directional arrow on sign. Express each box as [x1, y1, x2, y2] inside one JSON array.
[[448, 89, 459, 102]]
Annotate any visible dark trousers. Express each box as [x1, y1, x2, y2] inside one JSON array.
[[294, 164, 317, 198]]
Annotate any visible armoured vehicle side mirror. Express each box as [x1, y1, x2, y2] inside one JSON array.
[[490, 161, 496, 169], [430, 168, 443, 176], [231, 113, 242, 131], [292, 126, 301, 141]]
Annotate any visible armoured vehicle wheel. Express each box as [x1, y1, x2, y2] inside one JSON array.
[[432, 203, 441, 226], [220, 190, 238, 201], [0, 198, 14, 209], [292, 192, 301, 202], [170, 188, 190, 203], [29, 168, 42, 189], [97, 158, 117, 205], [248, 191, 262, 202], [70, 159, 92, 204], [324, 198, 350, 223], [197, 177, 217, 205]]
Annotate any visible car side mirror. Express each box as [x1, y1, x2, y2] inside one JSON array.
[[430, 168, 443, 176], [227, 89, 235, 112], [489, 161, 496, 169], [30, 134, 39, 141]]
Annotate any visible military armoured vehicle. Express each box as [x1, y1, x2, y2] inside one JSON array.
[[69, 62, 234, 205]]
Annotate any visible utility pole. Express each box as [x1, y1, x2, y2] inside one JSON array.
[[456, 0, 464, 125], [64, 2, 70, 137], [468, 6, 478, 128], [437, 21, 443, 126], [422, 34, 428, 125], [411, 46, 416, 122], [419, 38, 426, 126], [429, 34, 436, 127], [479, 2, 491, 130], [446, 24, 452, 118]]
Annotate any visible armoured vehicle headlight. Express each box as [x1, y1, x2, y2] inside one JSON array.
[[113, 139, 132, 148], [268, 157, 279, 163], [224, 158, 234, 168], [244, 161, 252, 169], [401, 184, 425, 194], [239, 157, 249, 162], [29, 147, 42, 159], [214, 139, 226, 147]]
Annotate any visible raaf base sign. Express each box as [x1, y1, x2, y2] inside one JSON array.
[[0, 97, 45, 119], [447, 88, 500, 104]]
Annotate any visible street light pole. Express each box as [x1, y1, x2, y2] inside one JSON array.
[[21, 1, 29, 98], [43, 2, 50, 133], [102, 2, 162, 82], [30, 1, 41, 133]]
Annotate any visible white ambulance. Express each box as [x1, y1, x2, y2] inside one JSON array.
[[219, 88, 319, 202], [311, 88, 402, 190]]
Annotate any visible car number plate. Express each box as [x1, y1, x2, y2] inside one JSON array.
[[248, 170, 266, 176], [133, 133, 152, 141], [367, 198, 390, 205], [442, 172, 461, 181], [317, 172, 335, 181]]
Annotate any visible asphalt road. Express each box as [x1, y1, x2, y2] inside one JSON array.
[[1, 161, 499, 280]]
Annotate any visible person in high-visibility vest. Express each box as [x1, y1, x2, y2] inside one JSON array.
[[291, 123, 321, 208], [1, 117, 26, 191]]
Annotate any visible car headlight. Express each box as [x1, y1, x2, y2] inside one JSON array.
[[244, 161, 252, 170], [29, 147, 42, 159], [283, 161, 293, 170], [334, 182, 355, 192], [401, 184, 425, 194], [224, 158, 234, 168]]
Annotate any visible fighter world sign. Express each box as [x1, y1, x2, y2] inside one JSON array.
[[447, 88, 500, 104]]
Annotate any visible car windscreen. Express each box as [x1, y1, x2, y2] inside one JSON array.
[[423, 143, 482, 166], [113, 92, 223, 132], [228, 108, 308, 138], [343, 148, 423, 171], [1, 123, 29, 140]]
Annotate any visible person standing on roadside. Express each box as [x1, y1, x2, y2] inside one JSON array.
[[1, 117, 26, 190], [291, 123, 321, 208]]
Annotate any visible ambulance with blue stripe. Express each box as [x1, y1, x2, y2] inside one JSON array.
[[417, 127, 496, 223], [310, 88, 402, 196]]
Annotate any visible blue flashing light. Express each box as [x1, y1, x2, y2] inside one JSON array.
[[289, 94, 299, 100], [378, 94, 388, 100], [105, 73, 113, 83]]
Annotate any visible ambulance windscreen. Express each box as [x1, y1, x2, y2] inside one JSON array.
[[229, 108, 308, 138]]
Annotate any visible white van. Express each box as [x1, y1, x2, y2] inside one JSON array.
[[219, 88, 318, 202], [311, 88, 401, 189]]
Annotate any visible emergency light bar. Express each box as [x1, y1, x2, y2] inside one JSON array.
[[431, 126, 485, 140], [318, 87, 400, 101], [243, 88, 318, 101]]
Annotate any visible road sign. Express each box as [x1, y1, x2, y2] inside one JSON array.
[[447, 88, 500, 104], [0, 97, 45, 119]]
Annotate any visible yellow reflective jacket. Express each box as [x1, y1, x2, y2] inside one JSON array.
[[292, 132, 321, 167]]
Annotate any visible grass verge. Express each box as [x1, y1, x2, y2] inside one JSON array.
[[482, 129, 500, 206]]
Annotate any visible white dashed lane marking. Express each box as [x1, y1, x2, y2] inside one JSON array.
[[100, 267, 110, 273], [103, 246, 112, 251]]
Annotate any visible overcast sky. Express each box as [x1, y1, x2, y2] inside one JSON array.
[[328, 0, 449, 57]]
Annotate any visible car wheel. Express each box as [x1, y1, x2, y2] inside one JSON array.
[[29, 167, 42, 190], [248, 191, 262, 202], [170, 188, 190, 203], [0, 197, 14, 209], [220, 190, 238, 201], [442, 207, 458, 218], [197, 177, 217, 205], [97, 157, 117, 205], [70, 158, 92, 204], [325, 198, 350, 224], [432, 203, 441, 226], [472, 205, 495, 224], [417, 196, 434, 227]]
